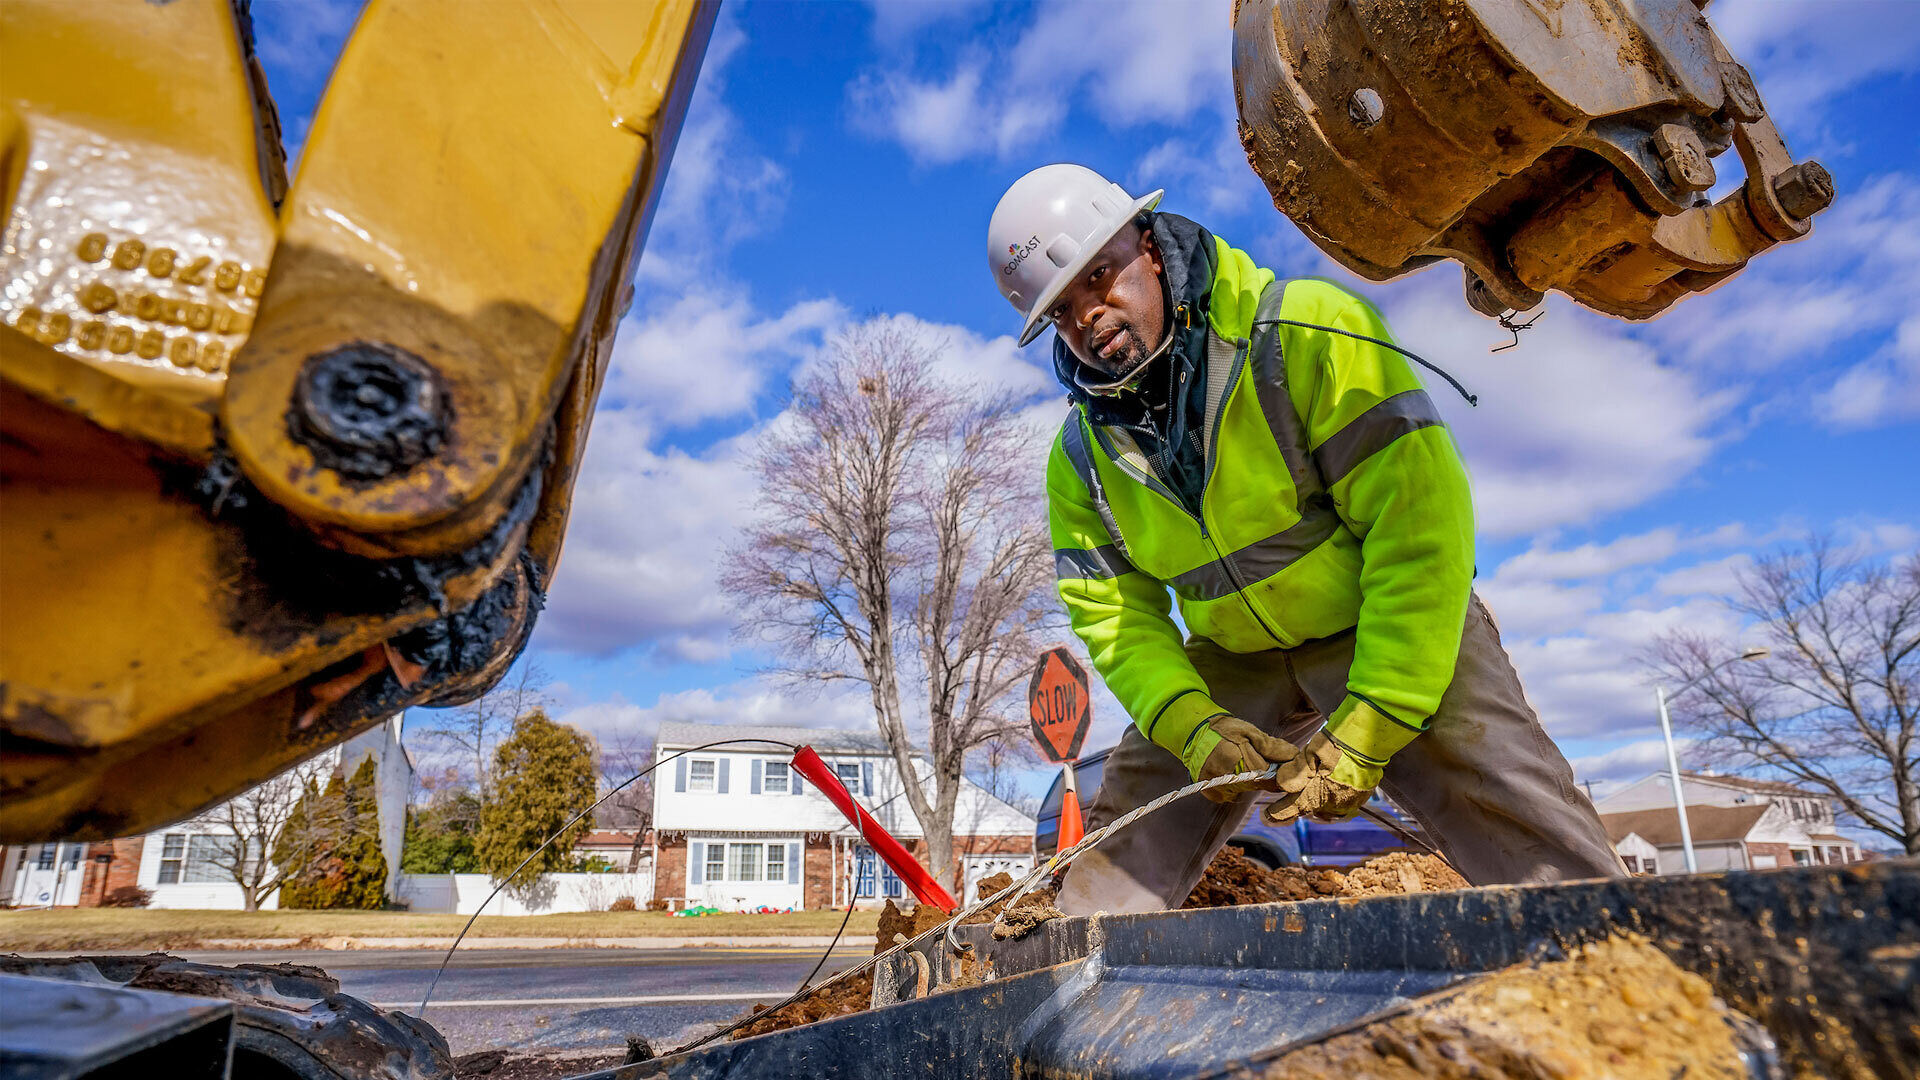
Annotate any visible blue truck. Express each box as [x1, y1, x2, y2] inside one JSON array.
[[1035, 743, 1425, 868]]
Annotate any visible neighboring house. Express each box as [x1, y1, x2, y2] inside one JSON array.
[[651, 721, 1036, 912], [576, 829, 649, 873], [1596, 771, 1865, 874], [7, 716, 414, 909]]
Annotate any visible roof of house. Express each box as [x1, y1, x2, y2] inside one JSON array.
[[655, 721, 892, 755], [1680, 771, 1816, 797], [1808, 832, 1854, 844], [578, 831, 640, 846], [1599, 804, 1770, 846]]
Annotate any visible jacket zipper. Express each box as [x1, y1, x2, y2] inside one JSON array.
[[1087, 343, 1286, 647]]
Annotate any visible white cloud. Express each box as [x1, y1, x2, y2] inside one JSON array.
[[1646, 172, 1920, 429], [604, 293, 843, 430], [1569, 738, 1693, 801], [1382, 276, 1737, 536], [557, 678, 877, 746], [1711, 0, 1920, 139], [534, 412, 757, 658], [852, 0, 1231, 164]]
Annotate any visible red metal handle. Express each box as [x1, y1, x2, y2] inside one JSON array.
[[791, 746, 958, 912]]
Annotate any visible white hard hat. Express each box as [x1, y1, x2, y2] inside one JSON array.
[[988, 164, 1163, 346]]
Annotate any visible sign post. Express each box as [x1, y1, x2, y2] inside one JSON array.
[[1029, 646, 1092, 850]]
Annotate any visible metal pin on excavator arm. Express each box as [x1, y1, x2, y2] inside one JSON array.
[[1232, 0, 1833, 322]]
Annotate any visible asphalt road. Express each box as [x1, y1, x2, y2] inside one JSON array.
[[174, 945, 869, 1056]]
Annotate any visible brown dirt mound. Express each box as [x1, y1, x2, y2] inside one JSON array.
[[1184, 847, 1466, 908], [1258, 934, 1756, 1080], [733, 879, 1065, 1040]]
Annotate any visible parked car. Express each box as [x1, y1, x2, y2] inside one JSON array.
[[1035, 744, 1425, 869]]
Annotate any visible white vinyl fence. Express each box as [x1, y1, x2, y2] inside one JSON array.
[[396, 872, 652, 915]]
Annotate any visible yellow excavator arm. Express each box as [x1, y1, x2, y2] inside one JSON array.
[[1232, 0, 1831, 320], [0, 0, 716, 841]]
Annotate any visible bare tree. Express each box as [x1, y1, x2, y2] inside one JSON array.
[[1645, 538, 1918, 853], [723, 321, 1057, 886], [596, 732, 655, 870], [206, 758, 331, 911], [411, 660, 551, 807]]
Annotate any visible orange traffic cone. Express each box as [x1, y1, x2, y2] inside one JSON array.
[[1057, 761, 1085, 850]]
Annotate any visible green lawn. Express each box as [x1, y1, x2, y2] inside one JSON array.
[[0, 908, 881, 952]]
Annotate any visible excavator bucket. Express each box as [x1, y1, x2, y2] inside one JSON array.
[[1232, 0, 1834, 320]]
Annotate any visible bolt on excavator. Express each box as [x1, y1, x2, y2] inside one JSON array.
[[2, 2, 1904, 1079]]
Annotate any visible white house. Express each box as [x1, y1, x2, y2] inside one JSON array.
[[1596, 770, 1865, 874], [4, 716, 414, 911], [652, 721, 1036, 912]]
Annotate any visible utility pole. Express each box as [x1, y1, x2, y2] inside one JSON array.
[[1655, 685, 1699, 874]]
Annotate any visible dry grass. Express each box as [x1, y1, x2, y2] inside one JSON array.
[[0, 907, 881, 952]]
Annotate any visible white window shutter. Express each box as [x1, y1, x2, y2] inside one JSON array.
[[751, 760, 763, 794], [689, 842, 704, 885], [861, 761, 875, 797], [674, 758, 686, 793], [792, 771, 805, 797], [788, 842, 801, 885], [717, 758, 730, 794]]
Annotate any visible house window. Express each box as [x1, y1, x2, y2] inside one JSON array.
[[703, 842, 790, 883], [1621, 855, 1638, 873], [1644, 857, 1659, 874], [35, 843, 56, 870], [1791, 848, 1811, 865], [727, 843, 763, 882], [158, 834, 186, 883], [159, 834, 232, 884], [835, 762, 863, 795], [1828, 845, 1844, 864], [688, 759, 717, 793], [763, 761, 790, 794]]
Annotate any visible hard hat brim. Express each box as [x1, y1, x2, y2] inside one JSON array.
[[1017, 189, 1164, 347]]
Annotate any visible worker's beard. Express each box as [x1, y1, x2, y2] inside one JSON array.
[[1092, 325, 1154, 378]]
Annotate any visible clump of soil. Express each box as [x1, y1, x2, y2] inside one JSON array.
[[733, 879, 1066, 1040], [1184, 847, 1466, 908], [1258, 934, 1758, 1080], [454, 1049, 623, 1079]]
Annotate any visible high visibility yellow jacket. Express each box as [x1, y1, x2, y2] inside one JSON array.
[[1046, 234, 1475, 778]]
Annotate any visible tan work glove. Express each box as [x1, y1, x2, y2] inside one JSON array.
[[1178, 715, 1302, 804], [1262, 731, 1377, 824]]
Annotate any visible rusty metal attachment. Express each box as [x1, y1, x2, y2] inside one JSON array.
[[289, 343, 451, 481], [1233, 0, 1835, 321]]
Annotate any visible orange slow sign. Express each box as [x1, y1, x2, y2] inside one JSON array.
[[1028, 646, 1091, 763]]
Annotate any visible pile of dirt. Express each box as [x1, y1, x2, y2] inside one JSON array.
[[1257, 934, 1760, 1080], [732, 878, 1065, 1040], [1184, 847, 1466, 908]]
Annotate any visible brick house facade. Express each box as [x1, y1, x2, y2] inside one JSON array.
[[651, 722, 1037, 911]]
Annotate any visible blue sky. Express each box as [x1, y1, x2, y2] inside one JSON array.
[[253, 1, 1919, 814]]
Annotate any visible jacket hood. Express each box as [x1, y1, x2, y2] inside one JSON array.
[[1051, 212, 1218, 410]]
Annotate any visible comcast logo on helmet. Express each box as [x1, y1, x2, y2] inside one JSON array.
[[1002, 234, 1041, 276]]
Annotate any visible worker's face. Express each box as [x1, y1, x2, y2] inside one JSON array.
[[1049, 226, 1166, 376]]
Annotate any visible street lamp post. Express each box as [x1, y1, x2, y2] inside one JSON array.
[[1654, 645, 1769, 874]]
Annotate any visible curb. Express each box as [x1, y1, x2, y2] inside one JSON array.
[[10, 935, 867, 955]]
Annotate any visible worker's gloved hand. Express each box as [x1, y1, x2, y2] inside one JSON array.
[[1180, 716, 1301, 804], [1262, 731, 1377, 824]]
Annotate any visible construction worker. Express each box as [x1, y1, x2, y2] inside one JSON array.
[[988, 164, 1624, 914]]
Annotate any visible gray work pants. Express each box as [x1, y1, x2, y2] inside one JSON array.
[[1058, 594, 1625, 915]]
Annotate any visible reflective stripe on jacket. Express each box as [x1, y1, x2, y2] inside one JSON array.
[[1045, 239, 1475, 767]]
